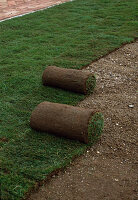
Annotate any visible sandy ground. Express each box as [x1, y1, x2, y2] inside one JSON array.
[[28, 41, 138, 200]]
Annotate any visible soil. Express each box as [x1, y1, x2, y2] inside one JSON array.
[[28, 41, 138, 200]]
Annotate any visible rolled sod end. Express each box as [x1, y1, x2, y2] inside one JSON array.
[[30, 101, 104, 144], [86, 74, 96, 95], [42, 66, 96, 94], [88, 112, 104, 143]]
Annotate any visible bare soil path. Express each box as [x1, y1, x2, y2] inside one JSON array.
[[28, 41, 138, 200]]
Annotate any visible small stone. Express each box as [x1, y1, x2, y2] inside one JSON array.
[[97, 151, 100, 154], [128, 104, 134, 108], [114, 178, 119, 182]]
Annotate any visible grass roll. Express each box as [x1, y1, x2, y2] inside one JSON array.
[[42, 66, 96, 94], [30, 101, 104, 144]]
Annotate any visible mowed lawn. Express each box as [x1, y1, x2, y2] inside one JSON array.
[[0, 0, 137, 199]]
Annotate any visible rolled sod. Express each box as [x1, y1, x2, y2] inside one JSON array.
[[30, 101, 104, 144], [42, 66, 96, 94]]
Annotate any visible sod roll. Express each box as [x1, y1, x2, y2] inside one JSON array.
[[42, 66, 96, 94], [30, 101, 104, 144]]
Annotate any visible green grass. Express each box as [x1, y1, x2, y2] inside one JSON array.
[[86, 74, 96, 94], [88, 112, 104, 142], [0, 0, 137, 199]]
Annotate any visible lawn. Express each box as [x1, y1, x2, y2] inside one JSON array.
[[0, 0, 137, 199]]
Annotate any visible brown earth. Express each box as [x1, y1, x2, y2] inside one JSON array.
[[28, 41, 138, 200]]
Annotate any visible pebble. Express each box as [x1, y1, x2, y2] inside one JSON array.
[[128, 104, 134, 108]]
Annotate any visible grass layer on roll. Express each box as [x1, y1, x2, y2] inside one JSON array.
[[88, 113, 104, 143], [0, 0, 137, 199], [86, 74, 96, 94]]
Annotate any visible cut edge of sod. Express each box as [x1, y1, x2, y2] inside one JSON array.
[[88, 112, 104, 143], [86, 74, 96, 95]]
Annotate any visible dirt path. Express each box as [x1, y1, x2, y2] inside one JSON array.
[[29, 42, 138, 200]]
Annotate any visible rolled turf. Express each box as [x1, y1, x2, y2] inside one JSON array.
[[42, 66, 96, 94], [30, 101, 104, 144]]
